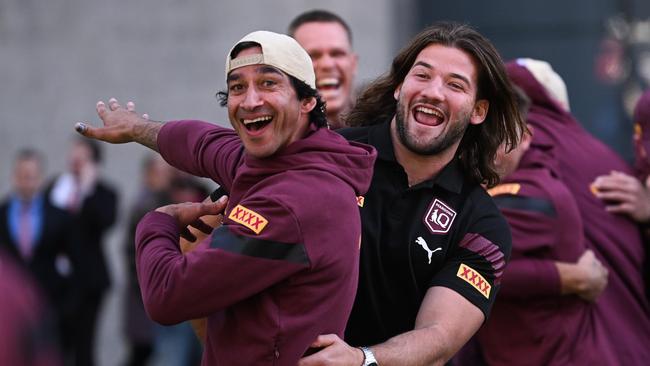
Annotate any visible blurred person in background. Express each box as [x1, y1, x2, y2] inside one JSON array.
[[289, 9, 358, 129], [123, 154, 175, 366], [49, 138, 118, 366], [456, 86, 612, 365], [147, 174, 208, 366], [0, 248, 63, 366], [592, 89, 650, 302], [507, 58, 650, 364], [0, 149, 79, 352]]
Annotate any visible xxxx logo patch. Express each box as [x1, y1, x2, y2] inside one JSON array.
[[457, 263, 491, 299], [487, 183, 521, 197], [228, 204, 268, 234]]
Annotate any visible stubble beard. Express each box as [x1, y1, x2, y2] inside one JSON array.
[[395, 98, 471, 156]]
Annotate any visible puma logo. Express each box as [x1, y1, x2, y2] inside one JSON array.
[[415, 237, 442, 264]]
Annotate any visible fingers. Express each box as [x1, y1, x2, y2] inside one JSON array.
[[142, 113, 150, 120], [605, 202, 634, 215], [96, 101, 107, 118], [309, 334, 339, 348], [180, 227, 197, 242], [108, 97, 121, 111], [202, 195, 228, 215], [595, 189, 633, 203], [190, 218, 214, 235], [126, 101, 135, 112]]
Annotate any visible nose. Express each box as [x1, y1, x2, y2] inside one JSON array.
[[315, 54, 335, 71], [421, 77, 445, 102], [240, 87, 263, 110]]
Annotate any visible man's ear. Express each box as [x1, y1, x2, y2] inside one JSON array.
[[470, 99, 489, 125], [394, 83, 403, 101], [301, 96, 317, 114]]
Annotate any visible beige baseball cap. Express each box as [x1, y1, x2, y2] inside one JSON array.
[[225, 30, 316, 89], [516, 58, 570, 112]]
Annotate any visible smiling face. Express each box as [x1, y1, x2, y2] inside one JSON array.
[[392, 44, 489, 157], [226, 46, 316, 158], [293, 21, 357, 127]]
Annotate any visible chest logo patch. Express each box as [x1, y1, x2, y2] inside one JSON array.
[[457, 263, 491, 299], [415, 237, 442, 264], [228, 204, 268, 234], [423, 199, 456, 234]]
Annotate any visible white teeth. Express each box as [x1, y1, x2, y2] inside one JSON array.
[[242, 116, 272, 125], [415, 106, 443, 118], [317, 78, 340, 87]]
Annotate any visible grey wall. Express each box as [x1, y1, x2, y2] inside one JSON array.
[[0, 1, 399, 364]]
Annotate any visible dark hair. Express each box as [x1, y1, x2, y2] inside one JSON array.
[[15, 148, 45, 167], [75, 137, 103, 163], [288, 9, 353, 44], [216, 41, 328, 128], [346, 22, 525, 187], [512, 85, 531, 123]]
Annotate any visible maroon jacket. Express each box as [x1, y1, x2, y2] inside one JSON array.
[[135, 121, 376, 365], [507, 63, 650, 364], [0, 250, 62, 366], [478, 143, 611, 365]]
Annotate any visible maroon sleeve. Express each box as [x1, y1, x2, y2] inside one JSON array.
[[493, 176, 584, 300], [499, 258, 560, 299], [135, 199, 309, 325], [157, 120, 243, 192]]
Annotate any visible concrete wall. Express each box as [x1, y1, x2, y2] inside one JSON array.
[[0, 1, 400, 364]]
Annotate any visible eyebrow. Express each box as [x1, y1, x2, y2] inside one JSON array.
[[412, 61, 472, 87], [227, 65, 285, 83]]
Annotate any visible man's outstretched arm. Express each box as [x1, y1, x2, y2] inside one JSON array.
[[299, 286, 484, 366], [75, 97, 162, 151]]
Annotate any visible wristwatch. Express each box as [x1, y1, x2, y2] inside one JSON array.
[[359, 346, 378, 366]]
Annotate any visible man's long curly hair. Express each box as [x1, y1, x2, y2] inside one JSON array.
[[346, 22, 525, 187]]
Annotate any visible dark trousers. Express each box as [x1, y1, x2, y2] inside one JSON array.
[[62, 291, 104, 366]]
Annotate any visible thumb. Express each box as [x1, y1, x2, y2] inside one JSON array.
[[309, 334, 338, 348], [202, 196, 228, 215], [75, 122, 97, 138]]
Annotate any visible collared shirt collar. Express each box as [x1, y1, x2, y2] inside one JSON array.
[[367, 119, 465, 194]]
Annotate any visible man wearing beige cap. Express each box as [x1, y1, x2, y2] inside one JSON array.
[[75, 30, 376, 365]]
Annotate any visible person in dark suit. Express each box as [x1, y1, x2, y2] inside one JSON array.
[[49, 138, 118, 366], [0, 148, 79, 350]]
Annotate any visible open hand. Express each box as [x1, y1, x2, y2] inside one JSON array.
[[75, 97, 151, 144], [592, 170, 650, 223]]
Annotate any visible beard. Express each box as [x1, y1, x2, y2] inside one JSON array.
[[395, 98, 471, 156]]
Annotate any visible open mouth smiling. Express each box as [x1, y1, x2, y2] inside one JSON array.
[[413, 106, 445, 126], [317, 77, 341, 91], [241, 115, 273, 131]]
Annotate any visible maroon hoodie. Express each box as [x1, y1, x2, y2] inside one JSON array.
[[506, 63, 650, 364], [135, 121, 376, 365], [478, 142, 605, 365]]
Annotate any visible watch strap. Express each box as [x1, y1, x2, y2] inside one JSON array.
[[359, 346, 378, 366]]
